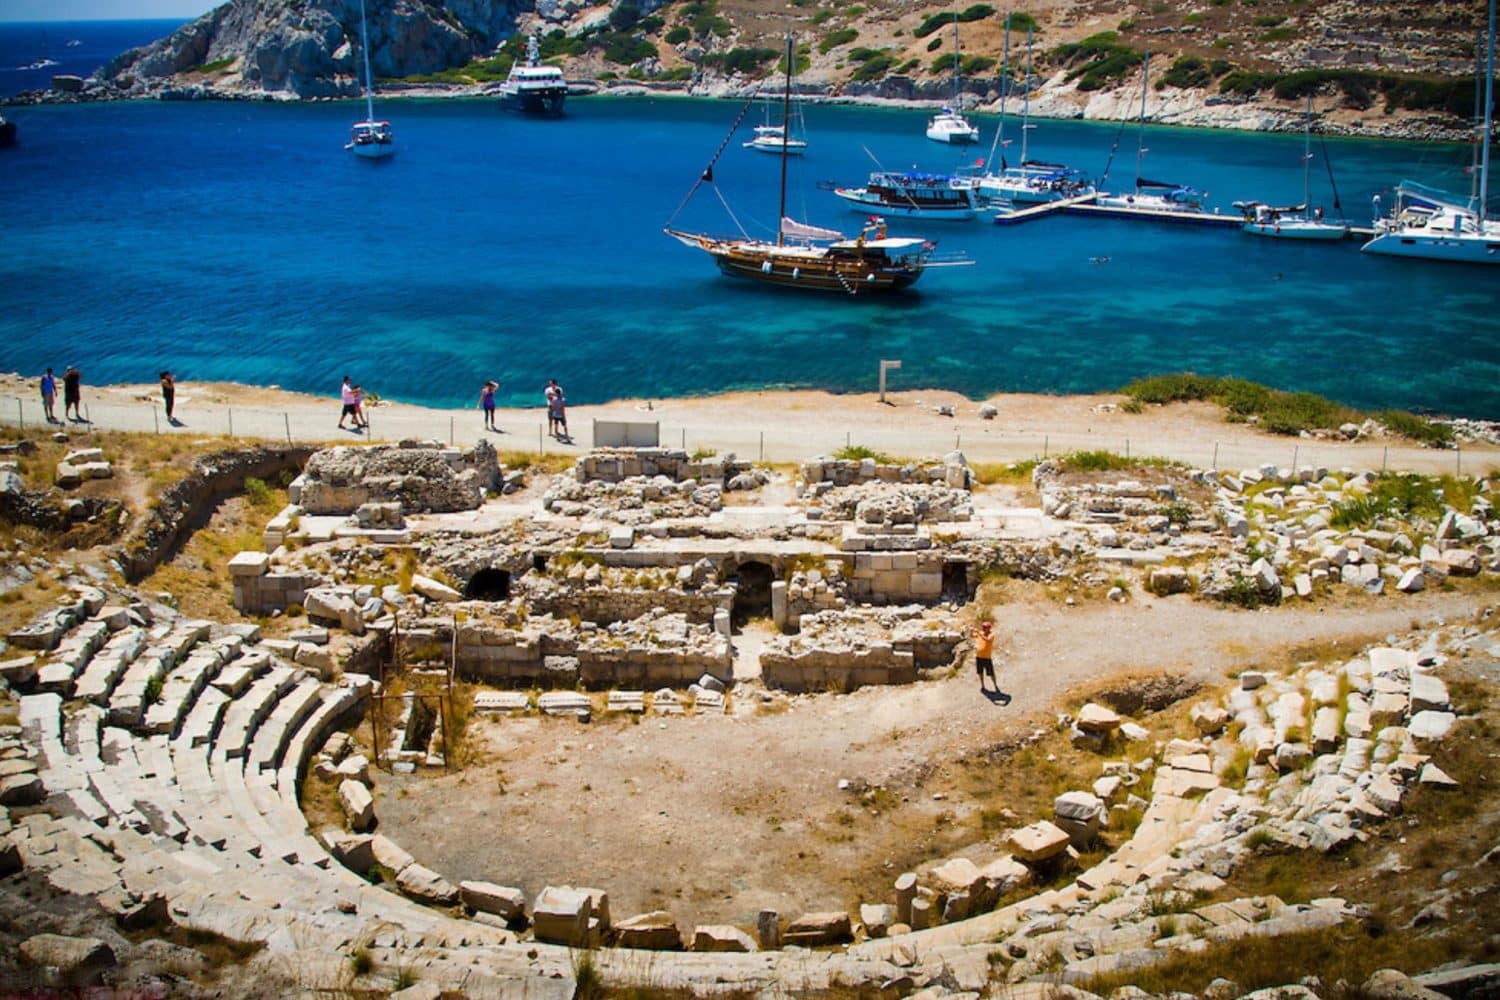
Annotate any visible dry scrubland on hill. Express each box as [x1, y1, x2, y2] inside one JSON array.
[[15, 0, 1487, 139]]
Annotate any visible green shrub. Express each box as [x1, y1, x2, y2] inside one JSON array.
[[851, 52, 896, 80], [1219, 575, 1266, 610], [665, 25, 690, 43], [657, 65, 692, 81], [1219, 67, 1471, 115], [196, 57, 235, 75], [1051, 31, 1144, 91], [1183, 12, 1203, 24], [609, 3, 641, 30], [818, 27, 859, 53], [834, 444, 895, 463], [1159, 55, 1212, 89], [914, 3, 995, 38], [601, 32, 656, 64], [1004, 11, 1039, 32], [703, 46, 779, 75], [927, 35, 944, 52], [1253, 14, 1286, 26], [1261, 26, 1295, 41], [961, 54, 995, 75], [1376, 409, 1453, 447]]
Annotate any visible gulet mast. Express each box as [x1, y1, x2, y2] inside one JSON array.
[[1481, 0, 1494, 224], [777, 31, 793, 246]]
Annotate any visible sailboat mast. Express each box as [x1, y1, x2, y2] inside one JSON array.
[[359, 0, 376, 123], [986, 14, 1011, 174], [1020, 28, 1032, 165], [1472, 30, 1483, 207], [777, 31, 793, 247], [1302, 94, 1313, 213], [1135, 52, 1149, 196], [951, 8, 961, 105], [1481, 0, 1495, 224]]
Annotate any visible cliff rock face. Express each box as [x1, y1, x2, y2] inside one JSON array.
[[100, 0, 524, 99]]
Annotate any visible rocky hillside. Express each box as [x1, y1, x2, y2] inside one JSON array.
[[30, 0, 1495, 137]]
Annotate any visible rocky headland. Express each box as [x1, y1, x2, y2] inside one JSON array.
[[5, 0, 1489, 141]]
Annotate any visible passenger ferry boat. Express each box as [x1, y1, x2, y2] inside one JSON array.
[[499, 34, 567, 115], [834, 171, 981, 220]]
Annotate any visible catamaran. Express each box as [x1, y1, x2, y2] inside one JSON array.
[[345, 0, 394, 159], [1237, 95, 1347, 240], [1095, 52, 1205, 212], [978, 20, 1094, 206], [666, 35, 948, 295], [926, 10, 980, 145], [499, 34, 568, 115], [1363, 0, 1500, 264]]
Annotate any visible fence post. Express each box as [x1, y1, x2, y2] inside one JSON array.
[[955, 432, 960, 451], [284, 413, 292, 445], [1457, 443, 1462, 477], [1212, 442, 1219, 470], [1044, 435, 1048, 459], [1292, 445, 1299, 471], [1382, 447, 1388, 474], [846, 431, 851, 448], [153, 408, 159, 434], [759, 431, 764, 462], [681, 428, 686, 449], [84, 403, 90, 426], [449, 416, 454, 445], [16, 399, 22, 431], [538, 424, 544, 456], [1125, 438, 1130, 461], [227, 408, 234, 438]]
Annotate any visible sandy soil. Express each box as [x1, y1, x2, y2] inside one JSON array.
[[370, 586, 1491, 930], [0, 373, 1487, 476]]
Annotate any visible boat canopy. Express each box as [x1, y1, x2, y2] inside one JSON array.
[[830, 235, 929, 250], [1395, 180, 1476, 214], [782, 217, 844, 241]]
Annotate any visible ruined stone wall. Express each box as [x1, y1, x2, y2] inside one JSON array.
[[293, 440, 498, 515], [120, 445, 313, 582], [228, 550, 324, 615], [800, 456, 970, 490], [526, 587, 732, 627], [574, 448, 757, 486], [759, 611, 962, 691], [847, 551, 947, 603]]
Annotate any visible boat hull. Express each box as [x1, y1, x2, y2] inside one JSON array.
[[714, 255, 920, 293], [500, 87, 567, 115], [1242, 220, 1346, 240], [1361, 231, 1500, 263], [745, 139, 806, 155], [979, 180, 1095, 205], [666, 230, 928, 295], [926, 127, 980, 144], [834, 189, 977, 221], [350, 141, 394, 160], [0, 118, 15, 147]]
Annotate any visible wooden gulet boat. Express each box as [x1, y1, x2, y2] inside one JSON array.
[[664, 34, 953, 295]]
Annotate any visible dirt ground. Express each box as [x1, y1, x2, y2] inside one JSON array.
[[369, 585, 1494, 930]]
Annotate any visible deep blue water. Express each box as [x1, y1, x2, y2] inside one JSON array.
[[0, 20, 187, 98], [1, 80, 1498, 413]]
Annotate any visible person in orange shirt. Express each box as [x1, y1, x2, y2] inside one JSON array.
[[971, 620, 996, 691]]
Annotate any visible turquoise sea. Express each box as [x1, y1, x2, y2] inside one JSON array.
[[2, 32, 1498, 413]]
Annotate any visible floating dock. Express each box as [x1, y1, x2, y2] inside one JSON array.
[[992, 194, 1375, 240]]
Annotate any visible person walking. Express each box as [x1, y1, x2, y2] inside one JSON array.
[[971, 620, 997, 692], [40, 367, 56, 423], [544, 379, 561, 438], [351, 384, 369, 431], [479, 380, 499, 431], [337, 375, 357, 430], [159, 371, 176, 423], [62, 365, 83, 422]]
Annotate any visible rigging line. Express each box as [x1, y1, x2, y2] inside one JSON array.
[[1317, 132, 1345, 224], [664, 95, 759, 228], [984, 13, 1011, 175], [712, 184, 751, 239], [1099, 120, 1128, 188]]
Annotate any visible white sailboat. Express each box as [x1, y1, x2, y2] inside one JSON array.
[[1363, 0, 1500, 264], [346, 0, 394, 160], [926, 9, 980, 145], [1096, 52, 1205, 212], [745, 77, 807, 154], [1238, 95, 1347, 240], [978, 20, 1094, 206]]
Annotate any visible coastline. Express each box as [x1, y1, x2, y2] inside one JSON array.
[[2, 374, 1494, 477]]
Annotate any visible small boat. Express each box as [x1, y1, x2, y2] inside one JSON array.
[[925, 9, 980, 145], [834, 170, 981, 220], [499, 34, 567, 115], [0, 114, 15, 148], [666, 34, 946, 295], [744, 124, 807, 154], [21, 57, 59, 71], [1095, 52, 1205, 213], [1363, 0, 1500, 264], [1237, 96, 1346, 240], [978, 21, 1095, 205], [346, 0, 394, 160]]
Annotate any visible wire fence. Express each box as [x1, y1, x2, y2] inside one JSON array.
[[0, 392, 1483, 477]]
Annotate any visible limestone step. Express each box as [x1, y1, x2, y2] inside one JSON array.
[[34, 619, 112, 692], [73, 626, 147, 704], [218, 667, 298, 760], [247, 678, 323, 774], [177, 686, 231, 749]]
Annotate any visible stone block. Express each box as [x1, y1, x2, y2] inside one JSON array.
[[1191, 703, 1229, 736], [614, 910, 683, 950], [1408, 711, 1456, 742], [1397, 568, 1425, 593], [321, 829, 374, 873], [396, 863, 461, 906], [1311, 707, 1341, 754], [411, 574, 461, 603], [0, 773, 44, 806], [1240, 670, 1267, 690], [338, 780, 374, 832], [1007, 820, 1070, 863], [609, 526, 635, 549], [228, 551, 270, 577], [1409, 673, 1449, 714], [460, 881, 527, 922], [782, 911, 852, 947], [1053, 791, 1105, 847], [533, 886, 592, 946], [370, 834, 414, 874], [691, 924, 756, 952], [19, 934, 115, 987], [860, 903, 895, 939], [1076, 702, 1121, 733]]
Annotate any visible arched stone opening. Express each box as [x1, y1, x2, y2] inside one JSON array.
[[942, 561, 972, 602], [731, 560, 775, 626], [464, 568, 511, 601]]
